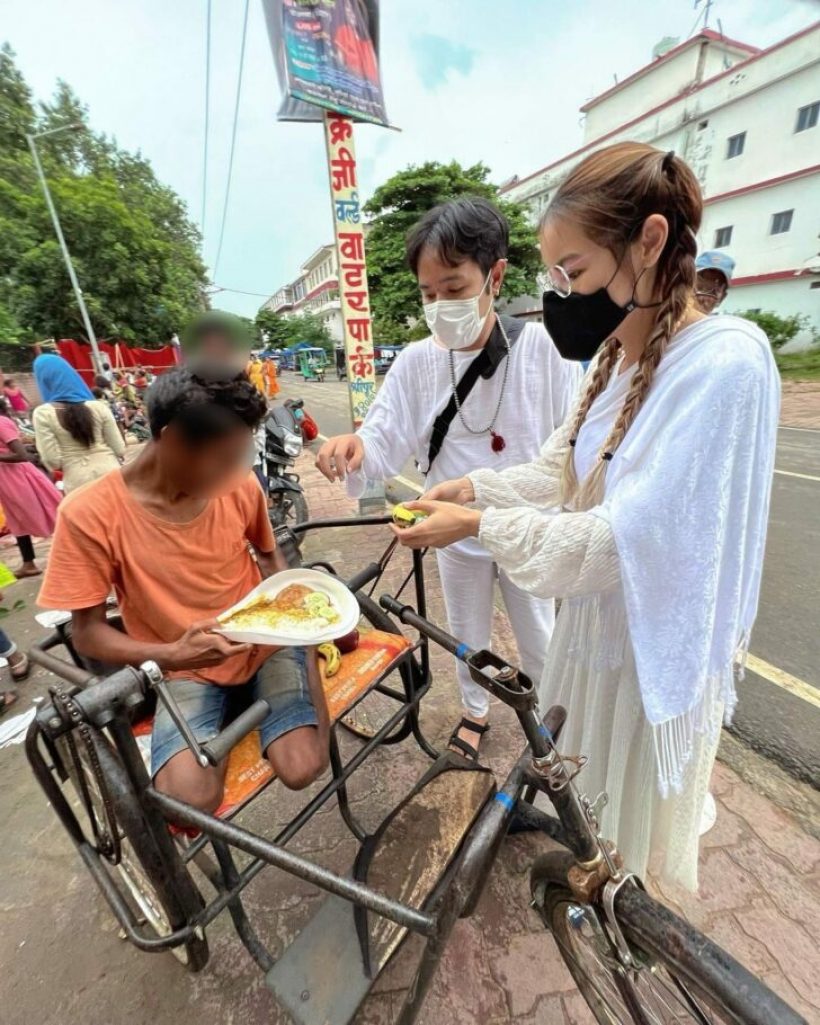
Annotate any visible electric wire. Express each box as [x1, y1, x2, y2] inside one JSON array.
[[201, 0, 212, 234], [209, 284, 273, 299], [212, 0, 250, 279]]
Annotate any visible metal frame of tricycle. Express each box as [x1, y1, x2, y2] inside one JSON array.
[[24, 515, 802, 1025], [23, 516, 556, 1023]]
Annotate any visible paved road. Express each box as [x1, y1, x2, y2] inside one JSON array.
[[279, 374, 820, 784]]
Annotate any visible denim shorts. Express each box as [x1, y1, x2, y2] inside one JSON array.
[[150, 647, 317, 778]]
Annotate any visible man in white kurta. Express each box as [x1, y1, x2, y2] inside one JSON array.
[[317, 197, 581, 753]]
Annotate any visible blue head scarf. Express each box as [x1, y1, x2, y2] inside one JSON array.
[[33, 354, 94, 403]]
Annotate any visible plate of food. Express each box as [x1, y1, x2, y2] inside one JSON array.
[[216, 569, 360, 647]]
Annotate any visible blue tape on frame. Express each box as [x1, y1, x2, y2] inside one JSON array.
[[494, 792, 515, 810], [455, 643, 470, 660], [538, 724, 553, 741]]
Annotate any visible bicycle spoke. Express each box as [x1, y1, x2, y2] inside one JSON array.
[[552, 902, 730, 1025]]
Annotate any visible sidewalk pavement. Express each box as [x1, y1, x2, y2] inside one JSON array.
[[780, 380, 820, 428], [0, 451, 817, 1025]]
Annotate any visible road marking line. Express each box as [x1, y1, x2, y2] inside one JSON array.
[[745, 654, 820, 709], [390, 474, 423, 495], [774, 469, 820, 482]]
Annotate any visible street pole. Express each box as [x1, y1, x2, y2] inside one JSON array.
[[26, 127, 104, 374], [323, 111, 385, 512]]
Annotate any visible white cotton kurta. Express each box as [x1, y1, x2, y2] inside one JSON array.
[[347, 321, 583, 717], [346, 322, 582, 557], [470, 316, 779, 891]]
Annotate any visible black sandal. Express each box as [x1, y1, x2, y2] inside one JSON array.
[[447, 717, 490, 763]]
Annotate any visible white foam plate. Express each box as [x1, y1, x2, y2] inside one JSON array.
[[215, 568, 359, 647]]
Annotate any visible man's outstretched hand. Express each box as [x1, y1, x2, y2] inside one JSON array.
[[315, 433, 364, 482]]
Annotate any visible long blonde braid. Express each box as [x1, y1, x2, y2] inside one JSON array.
[[547, 143, 702, 510], [559, 335, 621, 503]]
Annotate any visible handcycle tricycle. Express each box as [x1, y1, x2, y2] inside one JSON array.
[[26, 517, 806, 1025]]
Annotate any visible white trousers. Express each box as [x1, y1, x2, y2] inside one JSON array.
[[436, 546, 555, 719]]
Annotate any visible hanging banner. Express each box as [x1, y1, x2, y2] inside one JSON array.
[[262, 0, 388, 127], [324, 111, 376, 428]]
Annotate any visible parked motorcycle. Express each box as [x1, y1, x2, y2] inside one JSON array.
[[264, 402, 309, 535], [282, 397, 319, 443]]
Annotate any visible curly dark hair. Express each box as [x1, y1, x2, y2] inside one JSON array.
[[146, 368, 266, 443]]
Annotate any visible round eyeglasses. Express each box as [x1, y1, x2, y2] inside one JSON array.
[[537, 264, 572, 299]]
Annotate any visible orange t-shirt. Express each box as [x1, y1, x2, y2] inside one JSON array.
[[38, 470, 275, 685]]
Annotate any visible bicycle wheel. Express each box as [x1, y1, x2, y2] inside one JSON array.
[[337, 592, 420, 743], [531, 862, 805, 1025], [56, 728, 209, 971]]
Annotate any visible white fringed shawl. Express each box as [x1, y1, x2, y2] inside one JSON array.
[[575, 316, 780, 796]]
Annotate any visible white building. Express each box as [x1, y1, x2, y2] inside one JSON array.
[[502, 24, 820, 345], [261, 243, 344, 342]]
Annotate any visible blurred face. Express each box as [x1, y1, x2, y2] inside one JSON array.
[[158, 423, 254, 498], [695, 269, 728, 314], [187, 330, 250, 374]]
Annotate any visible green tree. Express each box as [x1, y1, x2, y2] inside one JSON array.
[[735, 309, 810, 350], [255, 309, 333, 354], [255, 307, 293, 348], [0, 45, 208, 347], [362, 160, 541, 338]]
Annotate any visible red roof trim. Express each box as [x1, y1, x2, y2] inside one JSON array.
[[704, 164, 820, 204], [296, 278, 339, 304], [503, 21, 820, 195], [700, 28, 762, 53], [732, 268, 818, 286], [579, 30, 759, 114]]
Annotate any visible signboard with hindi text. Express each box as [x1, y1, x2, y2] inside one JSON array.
[[263, 0, 388, 127], [324, 112, 376, 429]]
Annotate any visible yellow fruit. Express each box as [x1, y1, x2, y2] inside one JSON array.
[[392, 504, 428, 529], [318, 642, 342, 677]]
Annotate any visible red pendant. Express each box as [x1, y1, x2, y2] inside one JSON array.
[[490, 431, 506, 453]]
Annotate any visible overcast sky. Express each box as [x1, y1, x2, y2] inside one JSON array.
[[4, 0, 816, 320]]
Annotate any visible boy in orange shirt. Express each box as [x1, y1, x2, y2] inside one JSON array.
[[39, 368, 328, 812]]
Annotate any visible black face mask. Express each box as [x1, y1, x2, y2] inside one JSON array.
[[542, 264, 659, 363]]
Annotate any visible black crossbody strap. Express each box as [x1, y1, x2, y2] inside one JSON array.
[[421, 316, 525, 475]]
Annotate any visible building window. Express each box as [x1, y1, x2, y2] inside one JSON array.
[[714, 225, 733, 248], [795, 101, 819, 132], [770, 210, 793, 235], [726, 132, 745, 158]]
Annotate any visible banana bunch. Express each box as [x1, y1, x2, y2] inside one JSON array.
[[318, 642, 342, 677]]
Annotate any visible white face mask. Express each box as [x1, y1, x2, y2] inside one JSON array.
[[423, 270, 495, 350]]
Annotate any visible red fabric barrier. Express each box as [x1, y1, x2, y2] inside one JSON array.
[[56, 339, 180, 385]]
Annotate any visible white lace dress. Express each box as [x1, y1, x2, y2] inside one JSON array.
[[470, 392, 719, 893]]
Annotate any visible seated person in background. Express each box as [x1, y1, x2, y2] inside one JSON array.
[[38, 368, 329, 812], [112, 373, 137, 405]]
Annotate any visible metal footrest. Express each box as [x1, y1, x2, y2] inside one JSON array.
[[266, 895, 371, 1025], [266, 755, 494, 1025]]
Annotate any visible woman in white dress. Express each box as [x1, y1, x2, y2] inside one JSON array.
[[392, 142, 780, 891]]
